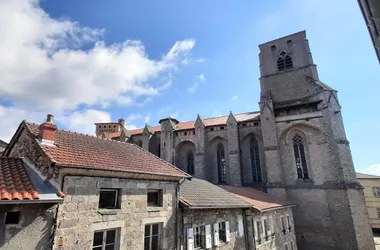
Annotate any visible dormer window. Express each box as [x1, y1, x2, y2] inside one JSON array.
[[277, 51, 293, 71]]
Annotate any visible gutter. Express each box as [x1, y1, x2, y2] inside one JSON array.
[[0, 199, 63, 205]]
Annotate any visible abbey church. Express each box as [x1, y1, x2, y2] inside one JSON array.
[[95, 31, 373, 249]]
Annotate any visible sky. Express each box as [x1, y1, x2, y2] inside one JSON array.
[[0, 0, 379, 175]]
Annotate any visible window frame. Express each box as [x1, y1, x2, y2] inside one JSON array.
[[92, 228, 119, 250], [217, 143, 227, 184], [281, 216, 286, 235], [147, 190, 163, 207], [292, 134, 310, 180], [144, 223, 161, 250], [373, 187, 380, 197], [218, 221, 227, 243], [98, 189, 119, 209], [286, 214, 292, 232], [194, 225, 206, 249], [4, 211, 20, 225]]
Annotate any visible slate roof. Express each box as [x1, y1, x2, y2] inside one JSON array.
[[179, 178, 252, 209], [116, 111, 260, 137], [356, 172, 380, 179], [218, 185, 293, 212], [0, 157, 63, 202], [24, 122, 189, 179]]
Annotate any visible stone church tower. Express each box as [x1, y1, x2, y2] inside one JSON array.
[[95, 31, 374, 250], [259, 31, 374, 250]]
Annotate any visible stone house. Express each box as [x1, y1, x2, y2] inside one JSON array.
[[356, 173, 380, 231], [96, 31, 375, 250], [179, 178, 296, 250], [3, 115, 190, 250], [0, 157, 63, 250]]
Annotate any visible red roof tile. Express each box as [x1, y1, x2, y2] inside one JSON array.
[[0, 157, 39, 200], [125, 111, 260, 135], [24, 122, 189, 179], [218, 185, 293, 211]]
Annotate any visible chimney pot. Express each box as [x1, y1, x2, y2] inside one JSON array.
[[47, 114, 54, 123]]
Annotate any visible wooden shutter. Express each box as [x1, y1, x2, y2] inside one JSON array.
[[187, 228, 194, 250], [225, 221, 230, 242], [205, 225, 212, 249], [213, 223, 219, 246], [238, 219, 244, 237], [254, 220, 258, 241], [267, 216, 272, 236]]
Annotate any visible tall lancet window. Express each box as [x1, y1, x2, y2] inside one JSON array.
[[293, 134, 309, 179], [217, 143, 227, 183], [250, 137, 262, 182], [187, 150, 194, 175]]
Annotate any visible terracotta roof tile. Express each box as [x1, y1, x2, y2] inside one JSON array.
[[25, 122, 189, 179], [0, 157, 39, 200], [218, 185, 293, 211], [125, 111, 260, 135]]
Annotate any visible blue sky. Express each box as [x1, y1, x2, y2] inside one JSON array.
[[0, 0, 379, 174]]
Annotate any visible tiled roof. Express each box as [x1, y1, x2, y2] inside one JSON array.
[[25, 122, 189, 179], [218, 185, 293, 212], [120, 111, 260, 136], [356, 172, 380, 179], [180, 178, 252, 208], [0, 157, 39, 200]]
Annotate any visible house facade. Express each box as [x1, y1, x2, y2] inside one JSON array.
[[357, 173, 380, 231], [95, 31, 374, 250]]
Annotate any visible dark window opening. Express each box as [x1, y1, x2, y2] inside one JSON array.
[[219, 222, 227, 242], [184, 132, 187, 136], [158, 144, 161, 157], [277, 57, 285, 71], [284, 55, 293, 69], [271, 45, 276, 51], [103, 125, 106, 128], [220, 126, 224, 130], [98, 125, 101, 128], [92, 229, 117, 250], [217, 143, 227, 183], [175, 132, 178, 137], [293, 134, 309, 179], [99, 189, 119, 209], [287, 40, 293, 46], [281, 217, 286, 235], [250, 137, 262, 182], [5, 211, 20, 225], [113, 125, 116, 128], [147, 190, 162, 207], [194, 226, 206, 248], [144, 224, 160, 250], [193, 131, 195, 135], [242, 123, 247, 127], [253, 122, 259, 126], [187, 150, 194, 175], [210, 127, 214, 131]]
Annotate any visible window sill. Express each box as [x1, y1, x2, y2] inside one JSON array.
[[147, 206, 164, 212], [97, 209, 121, 215]]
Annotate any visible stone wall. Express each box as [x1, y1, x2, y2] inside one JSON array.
[[181, 208, 247, 250], [54, 175, 178, 250], [0, 203, 57, 250], [253, 207, 297, 250]]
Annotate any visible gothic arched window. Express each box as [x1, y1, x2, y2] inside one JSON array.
[[187, 150, 194, 175], [293, 134, 309, 179], [250, 137, 262, 182], [277, 52, 293, 71], [217, 143, 227, 183]]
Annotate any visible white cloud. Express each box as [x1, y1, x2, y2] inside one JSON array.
[[211, 110, 223, 118], [195, 58, 205, 63], [230, 95, 238, 101], [188, 74, 205, 93], [170, 112, 179, 119], [0, 0, 196, 140], [126, 113, 142, 121], [58, 109, 111, 135], [364, 164, 380, 176], [0, 0, 194, 110]]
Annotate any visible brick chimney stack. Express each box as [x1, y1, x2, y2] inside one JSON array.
[[39, 114, 57, 145]]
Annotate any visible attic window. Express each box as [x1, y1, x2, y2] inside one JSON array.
[[271, 45, 276, 51], [5, 211, 20, 225], [193, 131, 195, 135]]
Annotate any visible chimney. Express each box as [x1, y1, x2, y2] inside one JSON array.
[[118, 118, 125, 128], [39, 114, 57, 146]]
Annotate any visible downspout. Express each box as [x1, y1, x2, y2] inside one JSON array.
[[176, 178, 186, 250]]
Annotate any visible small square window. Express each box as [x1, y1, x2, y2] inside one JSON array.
[[5, 211, 20, 225], [147, 190, 162, 207], [193, 131, 195, 135], [99, 189, 119, 209], [242, 123, 247, 127], [92, 229, 118, 250], [287, 40, 293, 46], [184, 132, 187, 136], [254, 122, 259, 126], [271, 45, 276, 51], [210, 128, 214, 131], [220, 126, 224, 130]]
